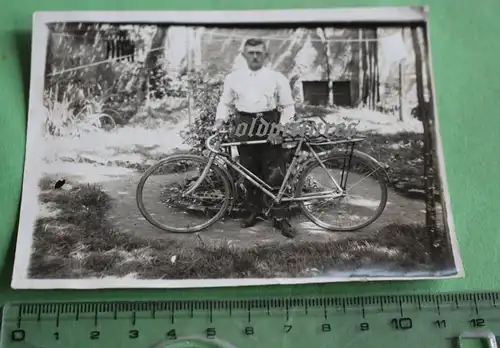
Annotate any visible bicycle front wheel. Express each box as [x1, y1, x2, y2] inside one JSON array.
[[295, 150, 388, 231], [136, 154, 232, 233]]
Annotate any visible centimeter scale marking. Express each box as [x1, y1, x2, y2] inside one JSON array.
[[2, 291, 500, 348]]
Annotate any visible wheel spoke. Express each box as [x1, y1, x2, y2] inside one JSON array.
[[296, 153, 388, 232], [345, 166, 382, 191]]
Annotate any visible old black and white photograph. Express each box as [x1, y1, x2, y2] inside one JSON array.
[[12, 7, 463, 288]]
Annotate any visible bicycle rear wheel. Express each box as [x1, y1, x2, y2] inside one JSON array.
[[295, 150, 388, 231], [136, 154, 232, 233], [98, 112, 117, 131]]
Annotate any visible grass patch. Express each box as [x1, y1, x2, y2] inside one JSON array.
[[29, 180, 455, 280], [39, 176, 55, 191], [354, 131, 441, 201]]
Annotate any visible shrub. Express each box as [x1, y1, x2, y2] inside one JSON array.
[[179, 71, 227, 154]]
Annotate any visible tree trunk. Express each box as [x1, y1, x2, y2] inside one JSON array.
[[411, 26, 437, 264], [131, 26, 168, 106], [373, 29, 380, 107], [398, 28, 405, 121], [317, 27, 334, 107], [355, 28, 363, 105], [423, 24, 449, 263], [367, 34, 373, 109], [187, 29, 193, 124], [359, 27, 379, 109], [361, 30, 369, 106], [398, 61, 404, 121]]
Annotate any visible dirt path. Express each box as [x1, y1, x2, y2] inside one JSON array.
[[89, 169, 439, 249]]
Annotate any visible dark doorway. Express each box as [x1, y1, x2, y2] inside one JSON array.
[[332, 81, 352, 107], [302, 81, 329, 106]]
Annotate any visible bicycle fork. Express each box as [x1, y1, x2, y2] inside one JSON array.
[[183, 154, 218, 196]]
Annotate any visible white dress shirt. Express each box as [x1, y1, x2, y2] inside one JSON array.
[[215, 66, 295, 125]]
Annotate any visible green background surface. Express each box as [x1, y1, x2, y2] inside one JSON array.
[[0, 0, 499, 304]]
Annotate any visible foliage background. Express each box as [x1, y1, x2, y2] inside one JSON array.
[[1, 0, 499, 300], [41, 23, 426, 139]]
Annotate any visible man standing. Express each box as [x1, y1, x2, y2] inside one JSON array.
[[212, 38, 297, 239]]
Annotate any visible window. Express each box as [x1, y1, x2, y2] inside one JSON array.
[[302, 80, 352, 107], [302, 81, 329, 106]]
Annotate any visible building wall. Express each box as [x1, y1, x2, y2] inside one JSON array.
[[172, 26, 366, 106], [45, 23, 419, 113], [171, 26, 414, 108]]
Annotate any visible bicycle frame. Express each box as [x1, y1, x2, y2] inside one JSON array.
[[184, 131, 365, 205]]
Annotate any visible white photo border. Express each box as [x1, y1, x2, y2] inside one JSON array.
[[11, 6, 464, 289]]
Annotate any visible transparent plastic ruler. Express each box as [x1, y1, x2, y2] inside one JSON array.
[[1, 291, 499, 347]]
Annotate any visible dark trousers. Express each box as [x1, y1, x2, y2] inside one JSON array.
[[232, 109, 290, 219]]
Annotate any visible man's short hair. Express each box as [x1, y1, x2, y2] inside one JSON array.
[[243, 38, 266, 50]]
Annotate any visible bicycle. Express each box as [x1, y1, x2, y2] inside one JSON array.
[[136, 119, 390, 233]]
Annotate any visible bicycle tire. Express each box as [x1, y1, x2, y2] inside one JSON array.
[[101, 109, 120, 125], [136, 154, 233, 233], [295, 150, 389, 232], [97, 112, 117, 130]]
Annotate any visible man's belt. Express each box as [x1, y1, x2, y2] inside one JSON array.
[[236, 109, 278, 118]]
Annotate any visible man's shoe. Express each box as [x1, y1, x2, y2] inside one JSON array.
[[241, 210, 260, 228], [273, 218, 297, 238]]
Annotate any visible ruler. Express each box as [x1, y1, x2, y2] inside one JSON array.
[[1, 291, 500, 348]]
